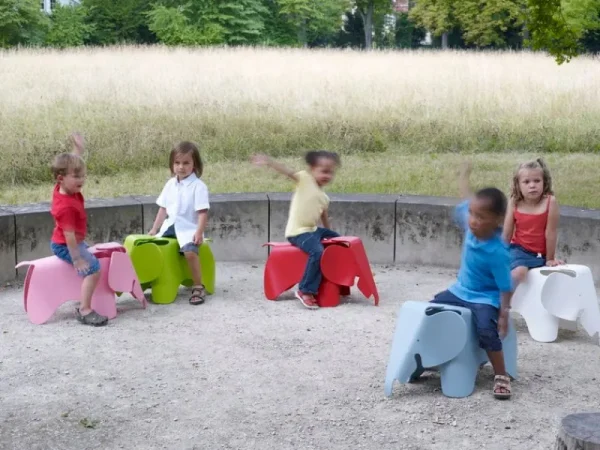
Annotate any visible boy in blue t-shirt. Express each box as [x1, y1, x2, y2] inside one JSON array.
[[431, 162, 514, 400]]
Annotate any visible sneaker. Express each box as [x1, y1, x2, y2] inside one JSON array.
[[295, 291, 319, 310]]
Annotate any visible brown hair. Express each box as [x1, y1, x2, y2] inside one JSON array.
[[169, 141, 203, 177], [51, 153, 86, 181], [305, 150, 341, 167], [510, 158, 553, 202]]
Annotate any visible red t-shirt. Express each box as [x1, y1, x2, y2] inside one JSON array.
[[50, 184, 87, 245]]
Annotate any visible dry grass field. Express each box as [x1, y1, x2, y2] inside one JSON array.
[[0, 46, 599, 207]]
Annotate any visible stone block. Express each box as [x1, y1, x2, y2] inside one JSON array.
[[395, 195, 462, 268], [86, 197, 143, 244], [0, 208, 16, 282], [10, 203, 54, 278], [558, 206, 600, 281]]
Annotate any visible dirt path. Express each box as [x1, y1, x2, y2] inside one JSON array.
[[1, 263, 599, 450]]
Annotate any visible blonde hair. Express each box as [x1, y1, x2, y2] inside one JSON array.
[[51, 153, 86, 180], [510, 158, 553, 202]]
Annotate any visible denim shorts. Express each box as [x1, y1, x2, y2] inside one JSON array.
[[162, 225, 199, 255], [51, 241, 100, 277], [430, 290, 502, 352], [509, 243, 546, 271]]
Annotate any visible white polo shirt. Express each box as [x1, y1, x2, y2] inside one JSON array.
[[156, 173, 210, 248]]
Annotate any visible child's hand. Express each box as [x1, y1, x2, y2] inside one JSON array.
[[251, 154, 271, 167], [148, 228, 157, 236], [74, 258, 89, 274], [193, 230, 203, 245], [498, 309, 509, 339], [70, 132, 85, 155], [546, 259, 564, 267]]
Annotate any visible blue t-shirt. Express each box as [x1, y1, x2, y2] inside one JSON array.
[[448, 200, 513, 308]]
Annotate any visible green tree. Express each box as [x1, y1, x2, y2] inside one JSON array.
[[395, 11, 426, 48], [45, 4, 93, 48], [0, 0, 48, 47], [409, 0, 456, 48], [354, 0, 393, 49], [149, 0, 267, 45], [277, 0, 350, 47], [453, 0, 525, 48], [82, 0, 154, 44]]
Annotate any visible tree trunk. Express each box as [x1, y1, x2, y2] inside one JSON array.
[[441, 32, 448, 49], [555, 413, 600, 449], [298, 19, 308, 48], [361, 1, 374, 50]]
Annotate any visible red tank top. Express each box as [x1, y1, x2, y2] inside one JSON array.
[[511, 196, 551, 255]]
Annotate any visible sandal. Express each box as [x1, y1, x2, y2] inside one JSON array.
[[189, 285, 206, 305], [76, 308, 108, 327], [493, 375, 512, 400]]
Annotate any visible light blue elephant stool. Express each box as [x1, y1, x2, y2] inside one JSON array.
[[384, 300, 518, 398]]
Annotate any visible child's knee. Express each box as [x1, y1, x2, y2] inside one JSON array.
[[512, 266, 528, 284], [478, 327, 502, 352]]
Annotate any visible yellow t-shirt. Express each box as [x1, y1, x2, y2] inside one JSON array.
[[284, 170, 330, 238]]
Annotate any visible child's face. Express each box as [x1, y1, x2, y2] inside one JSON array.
[[310, 158, 337, 186], [468, 197, 502, 239], [59, 170, 86, 194], [173, 152, 195, 180], [518, 168, 544, 201]]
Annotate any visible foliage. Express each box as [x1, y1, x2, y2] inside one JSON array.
[[277, 0, 350, 46], [409, 0, 456, 37], [395, 12, 426, 48], [81, 0, 154, 45], [46, 4, 93, 48], [0, 0, 48, 48]]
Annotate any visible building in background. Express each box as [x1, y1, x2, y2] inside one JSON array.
[[393, 0, 410, 13], [41, 0, 78, 14]]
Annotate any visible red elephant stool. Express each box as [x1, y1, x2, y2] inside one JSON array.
[[263, 236, 379, 307]]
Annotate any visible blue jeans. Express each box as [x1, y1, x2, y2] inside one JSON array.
[[509, 243, 546, 270], [50, 241, 100, 277], [287, 227, 340, 295], [431, 290, 502, 352], [162, 225, 199, 254]]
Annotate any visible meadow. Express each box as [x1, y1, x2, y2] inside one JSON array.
[[1, 46, 599, 207]]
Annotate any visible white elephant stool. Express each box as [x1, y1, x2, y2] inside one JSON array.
[[512, 264, 600, 343], [16, 242, 147, 325], [384, 301, 518, 398]]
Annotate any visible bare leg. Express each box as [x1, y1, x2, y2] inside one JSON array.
[[184, 251, 202, 286], [79, 272, 101, 315], [511, 266, 528, 288]]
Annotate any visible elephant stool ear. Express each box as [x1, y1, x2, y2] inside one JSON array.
[[418, 309, 468, 368], [130, 243, 163, 284], [321, 245, 356, 287], [541, 272, 582, 321]]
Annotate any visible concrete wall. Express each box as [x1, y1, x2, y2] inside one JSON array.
[[1, 194, 599, 284]]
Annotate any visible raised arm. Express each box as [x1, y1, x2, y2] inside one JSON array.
[[458, 161, 472, 199], [251, 154, 298, 182], [70, 132, 85, 158], [502, 199, 516, 243]]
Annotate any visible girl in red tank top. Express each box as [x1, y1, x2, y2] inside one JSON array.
[[502, 158, 564, 286]]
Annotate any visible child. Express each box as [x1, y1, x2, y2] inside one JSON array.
[[430, 162, 514, 399], [503, 158, 563, 286], [252, 151, 341, 310], [148, 141, 210, 305], [50, 132, 107, 326]]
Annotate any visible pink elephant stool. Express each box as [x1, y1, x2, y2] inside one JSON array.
[[16, 242, 147, 325]]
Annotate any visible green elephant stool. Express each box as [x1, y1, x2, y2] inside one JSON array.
[[124, 234, 216, 304]]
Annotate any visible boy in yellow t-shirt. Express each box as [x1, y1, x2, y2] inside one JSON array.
[[252, 151, 341, 309]]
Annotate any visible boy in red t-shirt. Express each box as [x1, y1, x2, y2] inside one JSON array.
[[50, 133, 107, 326]]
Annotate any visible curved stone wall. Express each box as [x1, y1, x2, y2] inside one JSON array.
[[0, 193, 599, 283]]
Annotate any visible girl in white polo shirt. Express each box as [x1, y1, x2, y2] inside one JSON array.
[[148, 141, 210, 305]]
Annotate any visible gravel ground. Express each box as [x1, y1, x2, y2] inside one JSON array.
[[1, 262, 599, 450]]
